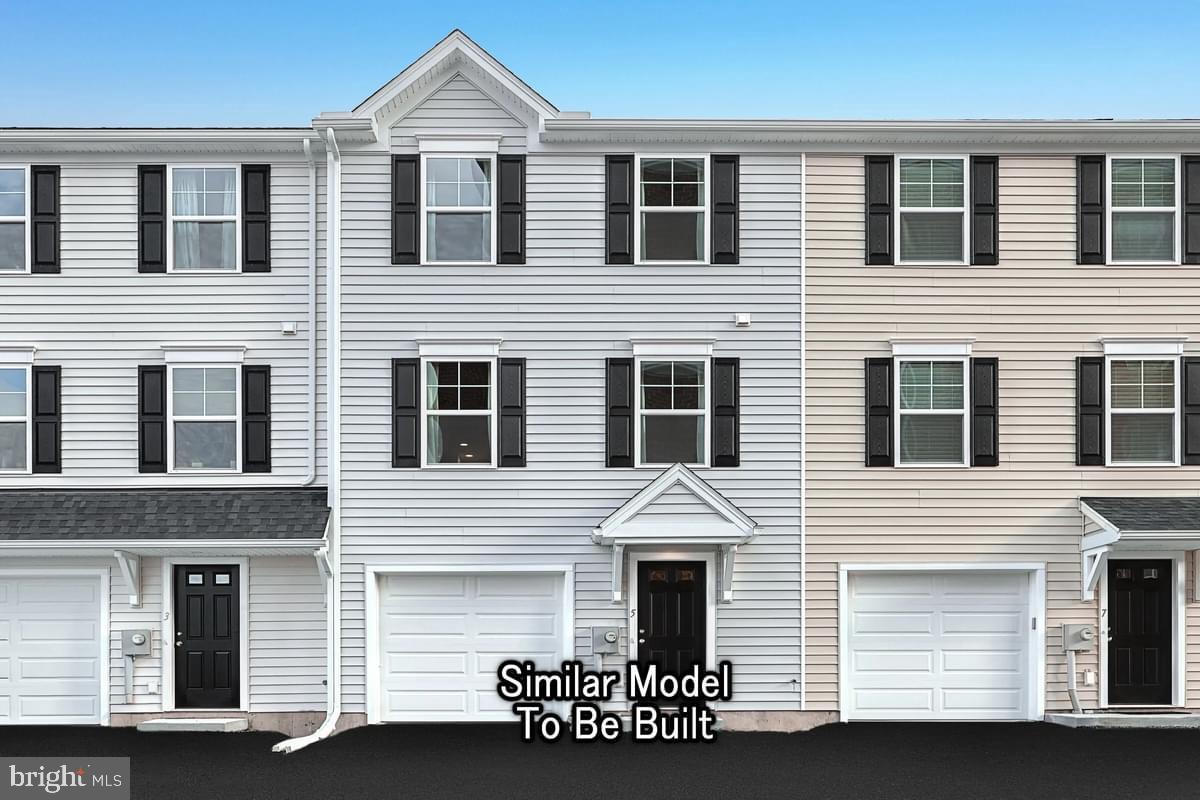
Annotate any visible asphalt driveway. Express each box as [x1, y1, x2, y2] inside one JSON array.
[[0, 722, 1194, 800]]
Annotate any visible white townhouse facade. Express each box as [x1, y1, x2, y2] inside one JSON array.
[[4, 30, 1200, 739]]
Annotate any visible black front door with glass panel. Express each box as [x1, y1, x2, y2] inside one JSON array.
[[174, 565, 240, 709], [636, 561, 707, 675], [1108, 559, 1172, 706]]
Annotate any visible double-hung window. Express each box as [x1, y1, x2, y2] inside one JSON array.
[[896, 358, 968, 466], [1107, 357, 1178, 465], [1108, 156, 1179, 264], [422, 359, 496, 466], [169, 166, 239, 271], [169, 366, 239, 471], [424, 156, 495, 263], [0, 366, 29, 471], [0, 166, 28, 272], [897, 157, 967, 264], [635, 359, 709, 466], [637, 156, 707, 263]]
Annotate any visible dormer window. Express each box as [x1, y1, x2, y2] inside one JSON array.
[[424, 156, 495, 264]]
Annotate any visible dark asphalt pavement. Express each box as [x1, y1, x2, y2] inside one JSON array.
[[0, 722, 1193, 800]]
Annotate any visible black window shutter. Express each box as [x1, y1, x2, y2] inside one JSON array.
[[497, 155, 526, 264], [138, 365, 167, 472], [138, 165, 166, 273], [1183, 156, 1200, 265], [711, 357, 740, 466], [864, 155, 894, 265], [1076, 356, 1105, 465], [1182, 357, 1200, 465], [242, 365, 271, 472], [606, 358, 634, 467], [242, 164, 271, 272], [1077, 155, 1105, 265], [391, 156, 420, 265], [605, 155, 634, 265], [711, 155, 740, 264], [970, 156, 999, 266], [31, 366, 61, 473], [864, 357, 893, 467], [392, 358, 420, 467], [30, 166, 60, 274], [499, 358, 526, 466], [970, 357, 999, 467]]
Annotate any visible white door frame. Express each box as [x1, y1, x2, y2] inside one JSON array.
[[1098, 551, 1186, 708], [364, 564, 576, 725], [627, 550, 718, 669], [160, 557, 250, 712], [0, 568, 110, 726], [838, 562, 1047, 722]]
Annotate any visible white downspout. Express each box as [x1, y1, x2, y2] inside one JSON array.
[[274, 128, 341, 753]]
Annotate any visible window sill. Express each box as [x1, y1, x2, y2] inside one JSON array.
[[421, 261, 497, 267], [893, 462, 970, 469], [635, 261, 710, 267], [168, 468, 241, 475], [894, 262, 969, 268], [1104, 462, 1181, 468], [635, 463, 710, 470], [1103, 261, 1182, 267]]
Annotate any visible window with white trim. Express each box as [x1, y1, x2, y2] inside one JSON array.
[[1109, 157, 1178, 264], [169, 166, 239, 271], [0, 366, 29, 471], [0, 166, 28, 272], [1108, 357, 1178, 465], [169, 366, 239, 470], [897, 157, 967, 264], [637, 156, 707, 263], [424, 156, 494, 263], [636, 358, 709, 466], [896, 357, 968, 466], [422, 359, 495, 466]]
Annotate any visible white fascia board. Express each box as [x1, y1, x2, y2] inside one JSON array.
[[160, 344, 247, 364], [417, 338, 502, 358], [0, 345, 37, 366], [890, 338, 975, 357], [0, 129, 321, 155], [1099, 335, 1188, 356]]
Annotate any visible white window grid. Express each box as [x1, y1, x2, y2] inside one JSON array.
[[893, 356, 970, 467], [633, 357, 711, 467], [1105, 154, 1181, 265], [0, 165, 30, 274], [0, 364, 31, 473], [1104, 355, 1180, 467], [634, 154, 710, 265], [419, 357, 498, 468], [894, 155, 969, 266], [166, 164, 241, 273], [420, 154, 497, 265], [166, 364, 241, 473]]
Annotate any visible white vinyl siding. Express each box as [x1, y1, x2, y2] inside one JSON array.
[[0, 157, 326, 487], [337, 77, 803, 716], [805, 153, 1200, 716]]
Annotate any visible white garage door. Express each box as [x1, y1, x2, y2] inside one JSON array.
[[379, 572, 564, 721], [0, 575, 104, 725], [845, 571, 1033, 721]]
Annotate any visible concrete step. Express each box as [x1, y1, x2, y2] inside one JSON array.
[[1046, 712, 1200, 729], [136, 718, 249, 733]]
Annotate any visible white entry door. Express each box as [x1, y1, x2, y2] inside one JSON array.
[[0, 575, 105, 724], [845, 570, 1033, 721], [378, 572, 564, 721]]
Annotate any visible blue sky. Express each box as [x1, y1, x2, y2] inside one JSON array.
[[4, 0, 1199, 126]]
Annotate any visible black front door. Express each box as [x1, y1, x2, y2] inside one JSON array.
[[1108, 559, 1172, 706], [636, 561, 706, 674], [174, 564, 240, 709]]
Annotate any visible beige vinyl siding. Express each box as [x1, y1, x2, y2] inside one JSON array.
[[805, 153, 1200, 713], [0, 155, 327, 486], [338, 81, 804, 714]]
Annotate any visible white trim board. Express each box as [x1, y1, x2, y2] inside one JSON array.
[[837, 562, 1046, 722], [363, 564, 576, 725], [160, 557, 250, 713]]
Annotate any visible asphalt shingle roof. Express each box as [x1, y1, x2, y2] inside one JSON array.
[[0, 488, 329, 540], [1081, 496, 1200, 532]]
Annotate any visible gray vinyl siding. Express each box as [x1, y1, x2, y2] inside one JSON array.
[[389, 74, 529, 152], [805, 153, 1200, 713], [337, 79, 803, 713], [0, 154, 327, 486]]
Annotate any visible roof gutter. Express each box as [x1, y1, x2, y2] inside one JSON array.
[[0, 538, 326, 552], [275, 127, 342, 754]]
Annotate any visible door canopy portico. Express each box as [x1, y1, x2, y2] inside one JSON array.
[[592, 463, 760, 604], [1079, 496, 1200, 601]]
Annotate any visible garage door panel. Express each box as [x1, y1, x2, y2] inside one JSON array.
[[18, 582, 97, 605], [379, 573, 564, 722], [19, 620, 97, 643], [847, 571, 1032, 721], [20, 659, 98, 680]]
